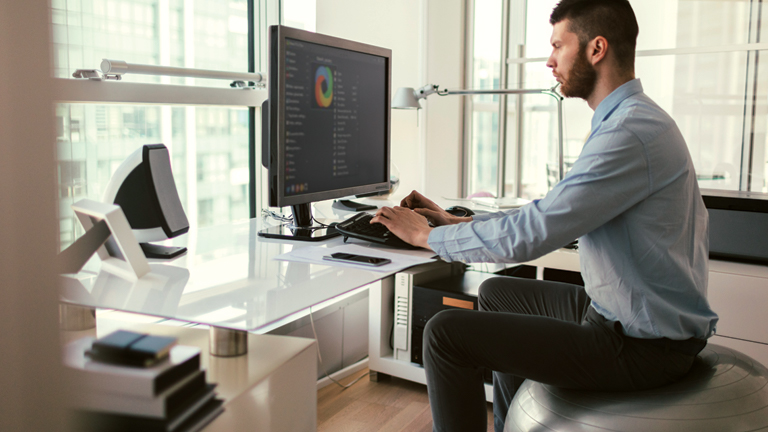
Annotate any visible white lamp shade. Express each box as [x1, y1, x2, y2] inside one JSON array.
[[392, 87, 421, 109]]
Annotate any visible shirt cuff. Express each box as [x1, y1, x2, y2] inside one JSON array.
[[427, 226, 451, 259]]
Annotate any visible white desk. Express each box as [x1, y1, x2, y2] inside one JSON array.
[[59, 204, 433, 335], [61, 198, 768, 405]]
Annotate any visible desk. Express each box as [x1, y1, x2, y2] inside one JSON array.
[[59, 206, 434, 338], [61, 199, 768, 408], [58, 200, 425, 429]]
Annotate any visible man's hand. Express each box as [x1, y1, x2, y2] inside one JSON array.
[[371, 206, 433, 250], [400, 190, 472, 227]]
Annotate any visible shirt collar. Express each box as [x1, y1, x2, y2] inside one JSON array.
[[591, 79, 644, 131]]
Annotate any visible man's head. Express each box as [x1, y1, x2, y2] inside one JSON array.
[[546, 0, 639, 100]]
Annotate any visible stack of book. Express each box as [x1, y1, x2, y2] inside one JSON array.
[[64, 330, 223, 432]]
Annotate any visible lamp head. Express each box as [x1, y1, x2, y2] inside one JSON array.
[[392, 87, 422, 110]]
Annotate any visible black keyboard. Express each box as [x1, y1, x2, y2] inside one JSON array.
[[334, 212, 417, 249]]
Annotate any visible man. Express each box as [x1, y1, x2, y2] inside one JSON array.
[[369, 1, 719, 431]]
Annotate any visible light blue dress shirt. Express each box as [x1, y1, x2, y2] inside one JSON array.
[[428, 79, 718, 340]]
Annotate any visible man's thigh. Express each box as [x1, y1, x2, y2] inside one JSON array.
[[478, 276, 591, 323], [425, 307, 632, 391]]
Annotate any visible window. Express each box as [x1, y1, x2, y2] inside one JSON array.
[[465, 0, 503, 196], [51, 0, 308, 249], [466, 0, 768, 199]]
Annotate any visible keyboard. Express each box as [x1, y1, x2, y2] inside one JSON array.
[[334, 212, 416, 249]]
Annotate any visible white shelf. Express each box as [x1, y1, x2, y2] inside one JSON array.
[[61, 315, 317, 431]]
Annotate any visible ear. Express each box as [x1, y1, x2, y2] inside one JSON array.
[[587, 36, 608, 66]]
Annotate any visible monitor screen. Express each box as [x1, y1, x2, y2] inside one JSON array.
[[266, 26, 392, 208]]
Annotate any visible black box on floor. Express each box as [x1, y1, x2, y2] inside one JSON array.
[[410, 271, 503, 383]]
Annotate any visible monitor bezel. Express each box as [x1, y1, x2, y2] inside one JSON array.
[[268, 25, 392, 208]]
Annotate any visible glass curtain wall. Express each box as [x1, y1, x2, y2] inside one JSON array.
[[467, 0, 768, 199], [51, 0, 292, 249]]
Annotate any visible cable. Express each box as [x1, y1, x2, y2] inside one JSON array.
[[389, 322, 394, 351], [311, 216, 330, 228], [308, 306, 370, 390], [261, 209, 330, 232], [261, 208, 293, 223]]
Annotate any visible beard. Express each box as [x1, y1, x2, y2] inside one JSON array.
[[560, 46, 597, 100]]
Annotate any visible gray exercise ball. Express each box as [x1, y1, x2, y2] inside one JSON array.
[[504, 344, 768, 431]]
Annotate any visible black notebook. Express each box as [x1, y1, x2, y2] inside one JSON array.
[[89, 330, 177, 367]]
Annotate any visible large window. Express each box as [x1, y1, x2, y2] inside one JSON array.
[[52, 0, 310, 249], [466, 0, 503, 196], [466, 0, 768, 199]]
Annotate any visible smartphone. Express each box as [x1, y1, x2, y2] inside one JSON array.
[[322, 252, 392, 266]]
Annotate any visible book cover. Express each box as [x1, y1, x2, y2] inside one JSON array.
[[71, 369, 208, 418], [92, 330, 177, 365], [74, 392, 223, 432], [130, 334, 177, 359], [65, 337, 200, 398], [92, 330, 146, 353]]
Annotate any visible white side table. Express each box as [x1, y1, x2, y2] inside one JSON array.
[[61, 315, 317, 432]]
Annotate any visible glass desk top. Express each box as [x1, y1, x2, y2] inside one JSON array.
[[60, 215, 434, 333]]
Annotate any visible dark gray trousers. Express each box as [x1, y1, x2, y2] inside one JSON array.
[[423, 276, 705, 432]]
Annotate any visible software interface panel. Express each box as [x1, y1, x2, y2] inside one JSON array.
[[283, 38, 387, 197]]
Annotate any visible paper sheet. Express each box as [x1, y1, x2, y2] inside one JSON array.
[[274, 243, 437, 273]]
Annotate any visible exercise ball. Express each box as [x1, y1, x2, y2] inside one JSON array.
[[505, 344, 768, 431]]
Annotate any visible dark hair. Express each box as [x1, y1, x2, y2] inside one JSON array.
[[550, 0, 639, 71]]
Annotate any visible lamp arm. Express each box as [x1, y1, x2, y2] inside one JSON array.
[[414, 84, 439, 100], [73, 59, 267, 88], [430, 83, 567, 183], [435, 83, 561, 97]]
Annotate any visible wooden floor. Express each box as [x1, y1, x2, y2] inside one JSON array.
[[317, 369, 494, 432]]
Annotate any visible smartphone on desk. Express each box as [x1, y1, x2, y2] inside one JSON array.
[[322, 252, 392, 266]]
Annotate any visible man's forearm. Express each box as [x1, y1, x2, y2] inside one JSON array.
[[416, 226, 434, 250]]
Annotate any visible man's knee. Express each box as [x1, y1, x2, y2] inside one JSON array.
[[478, 276, 515, 311], [423, 309, 467, 355]]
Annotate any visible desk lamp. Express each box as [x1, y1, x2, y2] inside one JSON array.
[[393, 83, 564, 194], [74, 59, 265, 88]]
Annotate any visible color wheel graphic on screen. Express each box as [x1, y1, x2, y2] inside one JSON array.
[[314, 65, 334, 108]]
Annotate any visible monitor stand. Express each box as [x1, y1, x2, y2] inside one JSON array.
[[258, 203, 340, 241], [332, 199, 377, 212], [140, 243, 188, 259]]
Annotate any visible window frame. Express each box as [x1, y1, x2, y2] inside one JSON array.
[[464, 0, 768, 197], [51, 0, 283, 228]]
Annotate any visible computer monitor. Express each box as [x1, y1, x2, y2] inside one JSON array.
[[259, 25, 392, 241], [103, 144, 189, 258]]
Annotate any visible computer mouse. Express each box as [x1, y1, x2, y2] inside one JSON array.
[[445, 206, 475, 217]]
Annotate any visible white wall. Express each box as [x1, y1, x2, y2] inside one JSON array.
[[0, 0, 68, 430], [317, 0, 426, 197], [316, 0, 467, 201]]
